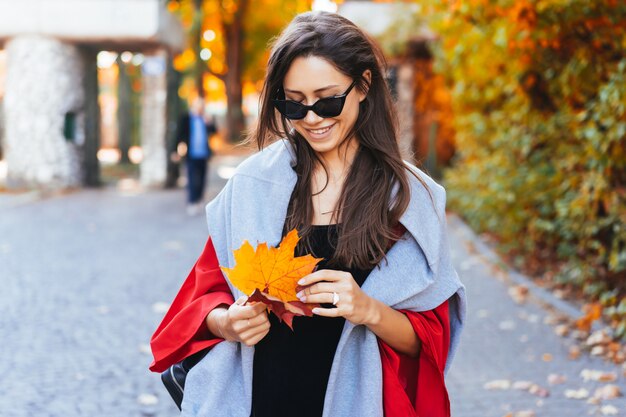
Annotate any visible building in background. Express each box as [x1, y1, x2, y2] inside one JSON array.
[[0, 0, 183, 190]]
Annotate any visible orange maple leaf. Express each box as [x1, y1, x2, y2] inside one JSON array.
[[221, 228, 323, 303]]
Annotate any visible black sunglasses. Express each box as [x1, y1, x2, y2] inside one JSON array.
[[273, 80, 358, 120]]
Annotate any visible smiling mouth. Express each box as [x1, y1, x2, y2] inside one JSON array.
[[306, 124, 335, 135]]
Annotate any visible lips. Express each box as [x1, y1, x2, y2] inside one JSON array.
[[308, 125, 333, 134], [305, 123, 335, 137]]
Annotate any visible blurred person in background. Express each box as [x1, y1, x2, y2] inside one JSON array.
[[151, 11, 465, 417], [176, 96, 216, 216]]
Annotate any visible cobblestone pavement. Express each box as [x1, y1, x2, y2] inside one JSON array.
[[0, 156, 624, 417]]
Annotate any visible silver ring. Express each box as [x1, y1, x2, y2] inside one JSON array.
[[332, 292, 340, 306]]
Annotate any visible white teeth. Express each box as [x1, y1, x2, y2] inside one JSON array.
[[309, 125, 333, 134]]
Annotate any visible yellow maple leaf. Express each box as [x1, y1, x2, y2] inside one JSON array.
[[221, 229, 323, 302]]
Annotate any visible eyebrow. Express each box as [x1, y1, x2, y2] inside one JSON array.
[[284, 85, 340, 94]]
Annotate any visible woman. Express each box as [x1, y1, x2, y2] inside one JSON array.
[[150, 11, 466, 417]]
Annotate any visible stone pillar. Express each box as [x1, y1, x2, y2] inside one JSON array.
[[4, 36, 85, 189], [140, 50, 168, 187]]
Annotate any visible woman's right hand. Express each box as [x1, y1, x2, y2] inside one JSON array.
[[209, 296, 270, 346]]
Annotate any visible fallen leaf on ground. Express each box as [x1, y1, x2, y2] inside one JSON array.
[[593, 384, 622, 400], [571, 329, 590, 340], [600, 405, 619, 415], [591, 346, 606, 356], [586, 329, 612, 346], [554, 324, 570, 337], [611, 346, 625, 364], [587, 396, 601, 405], [484, 379, 511, 390], [528, 384, 550, 397], [152, 302, 170, 314], [511, 381, 549, 397], [580, 369, 617, 382], [543, 315, 560, 325], [499, 320, 516, 331], [576, 303, 603, 332], [508, 285, 529, 304], [137, 394, 159, 406], [138, 344, 151, 355], [513, 381, 533, 390], [547, 374, 566, 385], [542, 353, 553, 362], [564, 388, 589, 399], [569, 345, 582, 360]]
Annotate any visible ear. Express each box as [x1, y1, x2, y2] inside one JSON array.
[[358, 70, 372, 102]]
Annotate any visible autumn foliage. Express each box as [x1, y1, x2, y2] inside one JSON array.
[[420, 0, 626, 339]]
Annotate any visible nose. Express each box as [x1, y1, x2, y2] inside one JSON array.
[[302, 107, 323, 125]]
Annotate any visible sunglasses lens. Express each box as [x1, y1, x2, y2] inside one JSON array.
[[284, 101, 307, 119], [314, 97, 344, 118], [274, 100, 306, 119]]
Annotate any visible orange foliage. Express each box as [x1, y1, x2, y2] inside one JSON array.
[[412, 60, 456, 166]]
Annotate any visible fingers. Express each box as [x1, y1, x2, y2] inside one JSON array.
[[296, 282, 335, 298], [229, 298, 267, 319], [298, 269, 349, 286], [228, 304, 269, 334], [247, 312, 269, 327], [240, 325, 271, 347], [299, 292, 337, 304], [238, 316, 271, 346], [311, 306, 341, 318]]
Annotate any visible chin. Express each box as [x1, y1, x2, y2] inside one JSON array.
[[304, 138, 340, 155]]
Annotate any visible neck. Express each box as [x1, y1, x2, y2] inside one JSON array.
[[316, 138, 359, 182]]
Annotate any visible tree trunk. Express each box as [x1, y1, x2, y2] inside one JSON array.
[[223, 0, 248, 143], [165, 56, 182, 189], [82, 47, 101, 187], [116, 56, 131, 164], [194, 0, 204, 98]]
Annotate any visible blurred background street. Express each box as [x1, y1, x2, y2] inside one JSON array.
[[0, 0, 625, 416]]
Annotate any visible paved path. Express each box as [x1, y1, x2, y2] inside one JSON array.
[[0, 157, 624, 416], [447, 217, 625, 417]]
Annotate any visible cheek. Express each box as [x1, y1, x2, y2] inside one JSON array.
[[291, 121, 306, 136], [340, 97, 362, 125]]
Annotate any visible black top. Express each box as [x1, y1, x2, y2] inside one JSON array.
[[250, 224, 375, 417]]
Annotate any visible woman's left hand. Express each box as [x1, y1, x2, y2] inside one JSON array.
[[295, 269, 377, 326]]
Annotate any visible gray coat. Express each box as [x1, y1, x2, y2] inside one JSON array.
[[182, 139, 466, 417]]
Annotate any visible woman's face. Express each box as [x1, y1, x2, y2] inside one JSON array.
[[282, 55, 366, 157]]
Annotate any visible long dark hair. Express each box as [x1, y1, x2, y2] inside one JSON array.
[[250, 11, 429, 270]]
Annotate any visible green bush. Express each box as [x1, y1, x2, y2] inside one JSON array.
[[425, 0, 626, 338]]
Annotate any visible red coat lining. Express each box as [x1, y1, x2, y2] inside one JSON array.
[[149, 235, 450, 417]]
